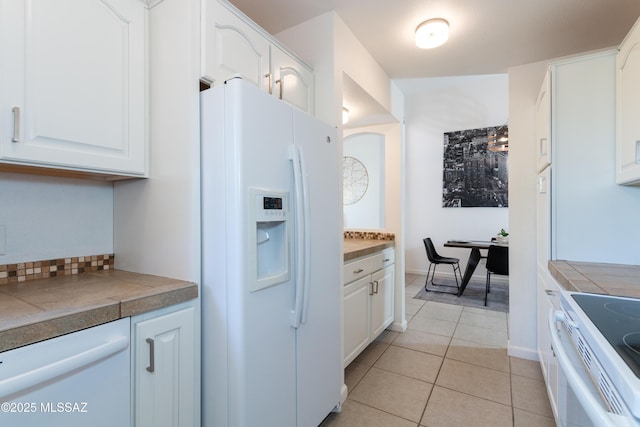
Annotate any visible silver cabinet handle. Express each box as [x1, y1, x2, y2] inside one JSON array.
[[353, 268, 364, 274], [545, 289, 555, 296], [369, 281, 374, 296], [383, 258, 390, 262], [374, 280, 379, 294], [265, 73, 272, 94], [146, 338, 155, 373], [275, 79, 283, 99], [11, 107, 20, 142]]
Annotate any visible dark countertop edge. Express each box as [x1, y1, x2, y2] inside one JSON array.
[[0, 270, 198, 352], [120, 285, 199, 318], [0, 303, 121, 352], [344, 240, 395, 262]]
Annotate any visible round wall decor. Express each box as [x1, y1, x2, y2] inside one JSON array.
[[343, 156, 369, 205]]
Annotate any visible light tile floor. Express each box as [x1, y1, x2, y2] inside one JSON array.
[[320, 274, 556, 427]]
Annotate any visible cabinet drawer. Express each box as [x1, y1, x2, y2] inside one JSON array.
[[371, 248, 395, 271], [343, 257, 372, 284]]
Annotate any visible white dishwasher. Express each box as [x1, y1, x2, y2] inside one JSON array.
[[0, 317, 131, 427]]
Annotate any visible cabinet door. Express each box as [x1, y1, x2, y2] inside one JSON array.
[[536, 268, 560, 420], [0, 0, 147, 176], [536, 167, 551, 266], [536, 274, 550, 381], [370, 264, 395, 339], [536, 69, 551, 171], [343, 275, 371, 367], [201, 0, 270, 90], [270, 44, 314, 113], [134, 306, 196, 427], [616, 18, 640, 185]]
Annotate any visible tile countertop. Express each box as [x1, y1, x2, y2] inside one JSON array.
[[344, 238, 395, 262], [549, 260, 640, 298], [0, 270, 197, 352]]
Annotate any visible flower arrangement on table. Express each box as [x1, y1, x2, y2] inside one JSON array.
[[496, 228, 509, 244]]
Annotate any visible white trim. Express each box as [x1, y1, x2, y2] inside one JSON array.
[[389, 319, 408, 333], [507, 341, 539, 361], [406, 268, 509, 285]]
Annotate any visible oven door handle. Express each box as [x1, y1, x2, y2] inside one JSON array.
[[0, 335, 128, 399], [548, 310, 631, 427]]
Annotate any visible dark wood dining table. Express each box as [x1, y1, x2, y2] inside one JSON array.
[[444, 240, 506, 296]]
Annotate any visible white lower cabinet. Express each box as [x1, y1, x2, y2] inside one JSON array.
[[132, 303, 197, 427], [343, 247, 395, 367], [343, 275, 372, 366], [370, 264, 395, 338], [536, 267, 560, 422]]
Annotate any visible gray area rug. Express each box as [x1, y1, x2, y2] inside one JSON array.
[[413, 277, 509, 313]]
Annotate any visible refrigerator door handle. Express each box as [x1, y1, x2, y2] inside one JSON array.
[[290, 145, 310, 328], [298, 145, 312, 325]]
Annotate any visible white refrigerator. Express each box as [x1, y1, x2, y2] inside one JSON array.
[[201, 78, 343, 427]]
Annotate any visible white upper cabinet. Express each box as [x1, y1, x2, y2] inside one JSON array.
[[270, 44, 314, 114], [536, 69, 551, 172], [201, 0, 270, 90], [0, 0, 147, 177], [201, 0, 314, 113], [616, 17, 640, 185]]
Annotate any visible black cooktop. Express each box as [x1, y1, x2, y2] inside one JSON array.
[[572, 293, 640, 379]]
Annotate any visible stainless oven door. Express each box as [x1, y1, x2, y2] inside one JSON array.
[[548, 310, 636, 427]]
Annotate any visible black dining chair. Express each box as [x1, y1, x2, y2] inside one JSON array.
[[423, 238, 461, 294], [485, 245, 509, 306]]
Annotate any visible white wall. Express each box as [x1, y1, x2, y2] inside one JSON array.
[[343, 132, 385, 229], [397, 75, 509, 278], [552, 52, 640, 265], [345, 122, 406, 332], [0, 173, 113, 263], [275, 13, 338, 126], [113, 0, 201, 283], [507, 60, 548, 360], [378, 121, 406, 332], [278, 14, 407, 332], [276, 11, 397, 124], [333, 17, 392, 114], [506, 51, 640, 360]]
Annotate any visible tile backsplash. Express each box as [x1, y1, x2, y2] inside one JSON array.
[[0, 254, 114, 285], [344, 230, 395, 240]]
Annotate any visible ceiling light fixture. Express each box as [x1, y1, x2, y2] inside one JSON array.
[[342, 107, 350, 124], [415, 18, 449, 49]]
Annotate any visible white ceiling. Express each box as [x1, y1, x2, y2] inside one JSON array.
[[227, 0, 640, 126], [227, 0, 640, 79]]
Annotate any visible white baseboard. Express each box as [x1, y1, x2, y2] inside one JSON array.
[[389, 319, 408, 333], [507, 342, 539, 361], [405, 267, 428, 276], [405, 268, 509, 285]]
